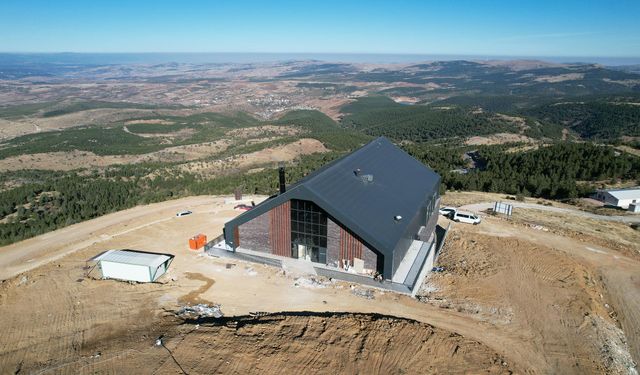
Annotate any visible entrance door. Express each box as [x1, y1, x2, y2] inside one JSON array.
[[299, 244, 311, 261], [292, 243, 312, 261]]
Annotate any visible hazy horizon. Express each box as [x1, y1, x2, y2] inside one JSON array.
[[1, 52, 639, 66]]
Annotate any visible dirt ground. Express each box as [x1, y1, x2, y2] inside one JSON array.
[[0, 108, 184, 140], [465, 133, 537, 146], [0, 126, 312, 172], [440, 191, 545, 207], [177, 138, 328, 175], [534, 73, 585, 83], [617, 145, 640, 157], [0, 193, 639, 374], [153, 313, 516, 374], [421, 230, 633, 374], [441, 190, 619, 214]]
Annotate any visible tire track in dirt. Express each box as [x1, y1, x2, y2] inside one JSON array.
[[428, 230, 620, 374], [179, 272, 215, 305], [476, 219, 640, 369], [0, 259, 174, 374]]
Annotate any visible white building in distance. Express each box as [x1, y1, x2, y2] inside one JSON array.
[[595, 188, 640, 209]]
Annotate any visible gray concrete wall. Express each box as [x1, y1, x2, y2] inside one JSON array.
[[391, 205, 424, 277], [391, 195, 439, 278], [361, 244, 378, 272], [237, 210, 271, 253], [424, 197, 440, 240]]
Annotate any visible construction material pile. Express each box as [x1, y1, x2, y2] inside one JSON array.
[[177, 304, 223, 319]]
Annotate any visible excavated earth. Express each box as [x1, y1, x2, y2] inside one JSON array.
[[80, 313, 518, 374], [0, 194, 639, 374]]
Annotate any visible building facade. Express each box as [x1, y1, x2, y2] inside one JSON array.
[[595, 188, 640, 209], [223, 137, 441, 281]]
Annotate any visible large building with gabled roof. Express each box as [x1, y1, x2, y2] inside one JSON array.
[[595, 187, 640, 209], [223, 137, 441, 281]]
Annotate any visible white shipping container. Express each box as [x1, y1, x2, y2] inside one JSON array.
[[93, 250, 174, 283]]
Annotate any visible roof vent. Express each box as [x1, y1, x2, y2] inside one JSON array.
[[361, 174, 374, 183], [354, 168, 361, 176], [394, 215, 403, 222]]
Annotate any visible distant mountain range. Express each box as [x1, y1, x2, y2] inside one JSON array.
[[609, 64, 640, 75], [1, 56, 639, 142]]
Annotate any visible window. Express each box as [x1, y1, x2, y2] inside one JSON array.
[[290, 199, 328, 263]]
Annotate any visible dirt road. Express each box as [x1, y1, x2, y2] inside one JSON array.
[[460, 201, 640, 224], [0, 195, 265, 280]]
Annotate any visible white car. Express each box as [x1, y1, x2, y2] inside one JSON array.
[[452, 211, 481, 225], [176, 210, 192, 217], [439, 207, 457, 217]]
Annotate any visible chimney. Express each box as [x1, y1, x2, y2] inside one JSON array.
[[278, 162, 286, 194]]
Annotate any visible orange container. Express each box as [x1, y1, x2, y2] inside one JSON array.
[[189, 234, 207, 250], [189, 237, 198, 250]]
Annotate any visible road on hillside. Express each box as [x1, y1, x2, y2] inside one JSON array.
[[460, 202, 640, 224], [0, 195, 264, 281]]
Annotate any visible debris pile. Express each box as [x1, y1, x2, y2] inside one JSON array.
[[351, 286, 375, 300], [591, 315, 639, 375], [176, 304, 223, 319], [529, 224, 549, 231], [18, 275, 28, 286], [294, 277, 328, 288]]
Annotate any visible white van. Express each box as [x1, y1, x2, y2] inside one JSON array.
[[452, 211, 481, 225]]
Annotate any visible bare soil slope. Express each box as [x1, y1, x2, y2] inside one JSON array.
[[0, 193, 639, 374], [422, 232, 627, 374], [155, 313, 516, 374]]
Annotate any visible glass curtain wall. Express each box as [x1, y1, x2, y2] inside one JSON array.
[[290, 199, 327, 263]]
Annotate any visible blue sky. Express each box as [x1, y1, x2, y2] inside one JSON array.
[[2, 0, 639, 57]]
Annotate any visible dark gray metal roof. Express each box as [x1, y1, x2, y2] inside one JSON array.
[[225, 136, 440, 263]]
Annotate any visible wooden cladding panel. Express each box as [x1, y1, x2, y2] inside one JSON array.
[[269, 201, 291, 257], [339, 227, 363, 266], [233, 226, 240, 247]]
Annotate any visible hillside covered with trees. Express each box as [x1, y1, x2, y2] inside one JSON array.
[[340, 96, 520, 141], [523, 101, 640, 140], [2, 57, 640, 246]]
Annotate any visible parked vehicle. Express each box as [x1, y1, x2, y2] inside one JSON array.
[[234, 204, 253, 211], [176, 210, 192, 217], [452, 211, 481, 225], [439, 206, 457, 217]]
